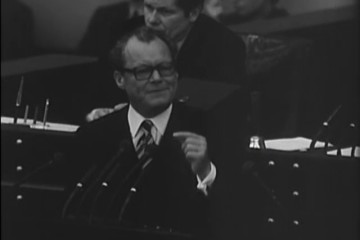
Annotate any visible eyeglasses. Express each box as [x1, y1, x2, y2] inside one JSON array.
[[121, 63, 176, 81]]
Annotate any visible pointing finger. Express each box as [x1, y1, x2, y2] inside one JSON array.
[[173, 131, 201, 142]]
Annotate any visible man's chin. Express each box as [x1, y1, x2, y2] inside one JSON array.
[[146, 25, 164, 34], [147, 98, 171, 107], [145, 95, 172, 107]]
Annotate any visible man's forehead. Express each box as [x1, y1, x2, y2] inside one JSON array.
[[125, 36, 168, 51], [124, 37, 172, 64]]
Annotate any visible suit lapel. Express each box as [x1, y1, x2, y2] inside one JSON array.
[[99, 106, 136, 160]]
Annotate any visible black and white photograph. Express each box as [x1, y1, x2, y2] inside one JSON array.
[[1, 0, 359, 239]]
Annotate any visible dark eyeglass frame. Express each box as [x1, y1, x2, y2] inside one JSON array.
[[121, 63, 176, 81]]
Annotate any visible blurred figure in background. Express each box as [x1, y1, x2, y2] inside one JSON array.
[[219, 0, 288, 25], [1, 0, 35, 60], [128, 0, 144, 18], [79, 0, 144, 56], [203, 0, 224, 21]]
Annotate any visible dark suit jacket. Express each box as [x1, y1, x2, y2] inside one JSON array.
[[67, 102, 210, 237], [66, 100, 269, 239]]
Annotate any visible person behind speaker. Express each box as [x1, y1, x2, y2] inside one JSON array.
[[84, 0, 248, 122], [68, 26, 218, 237]]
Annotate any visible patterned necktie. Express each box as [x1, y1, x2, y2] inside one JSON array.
[[136, 120, 155, 159]]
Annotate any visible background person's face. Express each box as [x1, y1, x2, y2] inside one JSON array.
[[144, 0, 196, 42], [117, 37, 178, 117], [204, 0, 223, 19]]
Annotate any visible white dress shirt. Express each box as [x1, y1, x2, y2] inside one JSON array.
[[127, 104, 216, 195]]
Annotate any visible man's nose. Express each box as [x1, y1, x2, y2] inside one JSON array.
[[147, 10, 159, 25], [149, 69, 162, 82]]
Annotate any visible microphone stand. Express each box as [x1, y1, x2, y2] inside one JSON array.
[[102, 144, 157, 223], [309, 105, 342, 151], [71, 140, 130, 219], [335, 122, 358, 158], [350, 123, 358, 158], [13, 153, 64, 194], [61, 163, 97, 219], [242, 161, 288, 222], [117, 157, 153, 222], [88, 159, 127, 223]]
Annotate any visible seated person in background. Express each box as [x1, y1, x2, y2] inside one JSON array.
[[86, 0, 248, 121], [66, 26, 215, 238], [219, 0, 288, 25]]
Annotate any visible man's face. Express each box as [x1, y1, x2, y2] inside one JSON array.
[[144, 0, 198, 42], [115, 37, 178, 117]]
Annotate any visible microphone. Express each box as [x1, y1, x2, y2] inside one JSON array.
[[309, 104, 342, 150], [14, 76, 24, 124], [335, 122, 358, 158], [88, 141, 132, 223], [117, 144, 158, 222], [61, 163, 97, 219], [72, 140, 131, 219], [242, 161, 283, 209], [13, 152, 65, 190], [350, 123, 358, 158]]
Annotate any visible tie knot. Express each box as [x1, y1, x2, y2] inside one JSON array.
[[141, 120, 153, 133]]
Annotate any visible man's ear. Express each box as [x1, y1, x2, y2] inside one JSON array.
[[188, 7, 201, 22], [114, 70, 125, 89]]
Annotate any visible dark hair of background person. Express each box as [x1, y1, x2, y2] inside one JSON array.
[[108, 27, 178, 72]]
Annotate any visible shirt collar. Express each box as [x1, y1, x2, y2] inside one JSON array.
[[128, 104, 173, 138]]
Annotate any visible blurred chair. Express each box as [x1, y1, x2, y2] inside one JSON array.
[[1, 0, 35, 60], [78, 1, 143, 57], [241, 33, 312, 138]]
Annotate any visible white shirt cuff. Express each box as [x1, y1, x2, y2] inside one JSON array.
[[196, 162, 216, 196]]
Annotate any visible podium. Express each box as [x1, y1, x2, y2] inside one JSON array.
[[1, 54, 98, 124], [247, 148, 359, 240], [1, 123, 196, 240]]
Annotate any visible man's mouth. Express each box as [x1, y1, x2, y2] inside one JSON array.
[[148, 88, 168, 93]]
